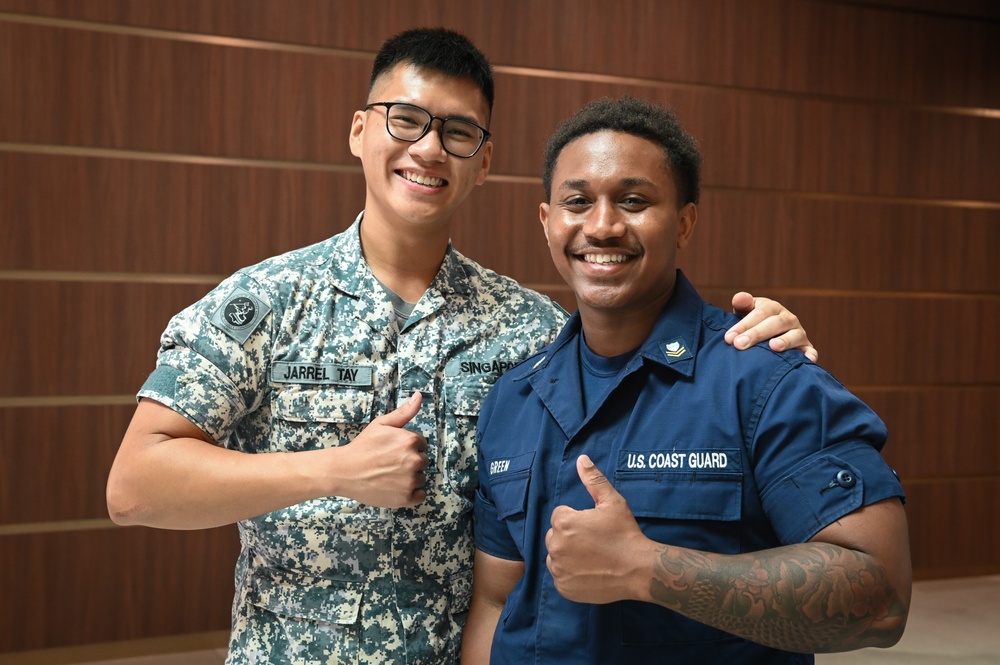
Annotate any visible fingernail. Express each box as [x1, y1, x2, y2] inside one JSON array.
[[579, 455, 594, 469], [736, 335, 750, 348]]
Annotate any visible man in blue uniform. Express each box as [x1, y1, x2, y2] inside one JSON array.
[[107, 29, 818, 664], [464, 97, 911, 664]]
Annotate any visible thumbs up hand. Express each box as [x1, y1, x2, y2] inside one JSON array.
[[545, 455, 654, 604], [329, 391, 430, 508]]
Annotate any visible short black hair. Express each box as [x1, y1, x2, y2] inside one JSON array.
[[370, 28, 494, 118], [542, 96, 702, 206]]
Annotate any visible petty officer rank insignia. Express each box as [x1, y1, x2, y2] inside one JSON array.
[[660, 337, 693, 363], [210, 287, 271, 344]]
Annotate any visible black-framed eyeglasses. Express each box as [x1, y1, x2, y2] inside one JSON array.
[[364, 102, 491, 158]]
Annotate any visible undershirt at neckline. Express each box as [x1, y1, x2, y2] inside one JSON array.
[[579, 333, 638, 413]]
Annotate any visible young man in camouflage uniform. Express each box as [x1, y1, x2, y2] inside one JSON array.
[[107, 29, 816, 664]]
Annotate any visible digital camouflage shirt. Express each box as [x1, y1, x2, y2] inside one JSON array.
[[138, 215, 567, 664]]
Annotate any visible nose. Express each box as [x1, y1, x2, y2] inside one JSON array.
[[408, 119, 448, 162], [583, 200, 627, 240]]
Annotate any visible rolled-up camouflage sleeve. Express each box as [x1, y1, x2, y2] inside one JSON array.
[[137, 272, 274, 445]]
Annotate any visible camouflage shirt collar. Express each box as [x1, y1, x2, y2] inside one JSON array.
[[330, 212, 472, 299]]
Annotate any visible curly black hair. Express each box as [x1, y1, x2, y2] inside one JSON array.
[[542, 96, 702, 206]]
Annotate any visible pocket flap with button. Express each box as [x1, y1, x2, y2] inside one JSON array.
[[485, 451, 535, 520], [251, 566, 363, 625]]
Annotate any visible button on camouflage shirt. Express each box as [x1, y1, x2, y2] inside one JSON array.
[[138, 215, 567, 664]]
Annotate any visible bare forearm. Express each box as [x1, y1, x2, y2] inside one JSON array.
[[646, 542, 907, 653], [107, 438, 328, 530], [108, 394, 432, 529], [460, 600, 502, 664]]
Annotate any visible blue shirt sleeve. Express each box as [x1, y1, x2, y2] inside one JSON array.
[[473, 387, 528, 561], [753, 363, 905, 544]]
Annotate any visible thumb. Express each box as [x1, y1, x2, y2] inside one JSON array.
[[576, 455, 616, 507], [731, 291, 755, 317], [377, 391, 422, 428]]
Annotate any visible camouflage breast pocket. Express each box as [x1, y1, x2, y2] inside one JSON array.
[[270, 385, 373, 453], [442, 375, 493, 498]]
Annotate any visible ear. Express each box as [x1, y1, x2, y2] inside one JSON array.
[[676, 202, 698, 249], [539, 202, 551, 243], [474, 140, 493, 186], [348, 110, 366, 158]]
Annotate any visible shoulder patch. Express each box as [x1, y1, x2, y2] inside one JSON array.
[[210, 287, 271, 344]]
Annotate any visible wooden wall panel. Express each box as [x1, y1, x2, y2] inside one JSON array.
[[0, 153, 363, 275], [0, 528, 238, 652], [693, 291, 1000, 386], [0, 0, 997, 657], [1, 0, 996, 107], [0, 405, 134, 524], [11, 147, 996, 297], [691, 193, 1000, 294], [0, 21, 365, 164], [855, 388, 1000, 479], [0, 281, 216, 398], [491, 76, 1000, 201], [904, 479, 1000, 578]]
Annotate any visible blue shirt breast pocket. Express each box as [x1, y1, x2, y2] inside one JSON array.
[[614, 448, 743, 554], [480, 451, 535, 556]]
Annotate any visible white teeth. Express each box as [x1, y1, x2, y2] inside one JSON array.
[[402, 171, 445, 187], [583, 254, 629, 264]]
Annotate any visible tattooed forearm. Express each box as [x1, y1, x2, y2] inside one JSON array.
[[648, 543, 907, 652]]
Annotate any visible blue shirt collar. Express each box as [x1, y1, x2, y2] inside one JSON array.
[[522, 269, 703, 381]]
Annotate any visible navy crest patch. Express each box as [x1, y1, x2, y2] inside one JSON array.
[[211, 288, 271, 344]]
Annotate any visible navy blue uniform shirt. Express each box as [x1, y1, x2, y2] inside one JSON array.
[[474, 271, 904, 665]]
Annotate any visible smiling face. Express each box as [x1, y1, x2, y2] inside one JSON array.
[[349, 62, 493, 240], [540, 130, 697, 334]]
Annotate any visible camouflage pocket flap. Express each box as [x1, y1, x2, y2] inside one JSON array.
[[444, 377, 492, 417], [251, 566, 364, 625], [272, 386, 372, 424]]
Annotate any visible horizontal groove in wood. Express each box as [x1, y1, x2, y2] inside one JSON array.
[[694, 290, 1000, 386], [4, 141, 999, 210], [1, 283, 995, 395], [0, 519, 116, 536], [0, 140, 365, 173], [0, 631, 228, 665], [3, 154, 998, 296], [0, 394, 135, 407], [4, 272, 996, 303], [0, 270, 227, 285]]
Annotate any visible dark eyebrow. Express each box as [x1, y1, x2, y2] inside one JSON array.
[[387, 101, 486, 127], [556, 179, 590, 192], [621, 177, 655, 188], [556, 177, 655, 191], [448, 113, 486, 125]]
